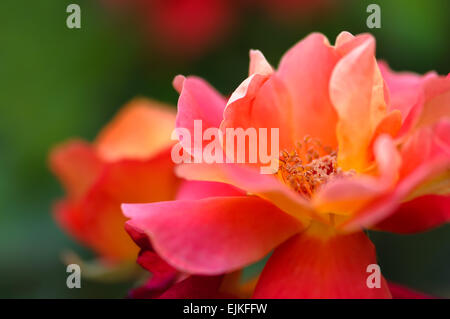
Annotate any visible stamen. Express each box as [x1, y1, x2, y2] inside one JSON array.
[[277, 136, 351, 198]]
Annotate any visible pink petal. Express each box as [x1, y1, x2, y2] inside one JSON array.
[[174, 75, 227, 158], [277, 33, 339, 148], [175, 180, 244, 200], [423, 74, 450, 101], [122, 196, 302, 275], [378, 62, 449, 137], [416, 76, 450, 129], [375, 195, 450, 233], [176, 163, 318, 222], [341, 123, 449, 232], [398, 119, 449, 184], [221, 72, 295, 152], [378, 61, 425, 123]]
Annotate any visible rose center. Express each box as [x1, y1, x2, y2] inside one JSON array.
[[276, 136, 349, 198]]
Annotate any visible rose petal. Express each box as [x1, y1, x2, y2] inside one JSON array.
[[341, 147, 449, 232], [175, 180, 244, 200], [176, 163, 318, 222], [416, 76, 450, 129], [68, 147, 179, 261], [122, 196, 302, 275], [221, 72, 294, 154], [330, 34, 387, 171], [174, 75, 227, 158], [95, 99, 176, 161], [278, 32, 339, 148], [378, 61, 426, 122], [313, 135, 401, 215], [249, 49, 273, 76], [253, 223, 391, 298], [375, 195, 450, 233], [49, 140, 102, 200]]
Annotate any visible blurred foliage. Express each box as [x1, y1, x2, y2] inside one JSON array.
[[0, 0, 448, 298]]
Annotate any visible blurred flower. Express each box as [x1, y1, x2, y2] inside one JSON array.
[[144, 0, 233, 57], [101, 0, 336, 59], [255, 0, 335, 22], [123, 32, 450, 298], [50, 99, 179, 263], [103, 0, 234, 58]]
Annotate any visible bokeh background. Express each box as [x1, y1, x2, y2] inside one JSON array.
[[0, 0, 449, 298]]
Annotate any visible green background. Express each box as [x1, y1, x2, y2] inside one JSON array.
[[0, 0, 449, 298]]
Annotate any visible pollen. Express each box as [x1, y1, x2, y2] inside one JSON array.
[[276, 136, 350, 198]]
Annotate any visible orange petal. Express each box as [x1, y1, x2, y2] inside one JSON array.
[[373, 134, 402, 186], [53, 200, 89, 247], [330, 35, 387, 172], [58, 147, 179, 262], [78, 196, 139, 261], [313, 135, 401, 216], [341, 121, 449, 232], [49, 140, 103, 200], [95, 98, 176, 162], [370, 110, 403, 146]]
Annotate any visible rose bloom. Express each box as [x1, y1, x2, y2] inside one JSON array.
[[49, 99, 179, 262], [123, 32, 449, 298]]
